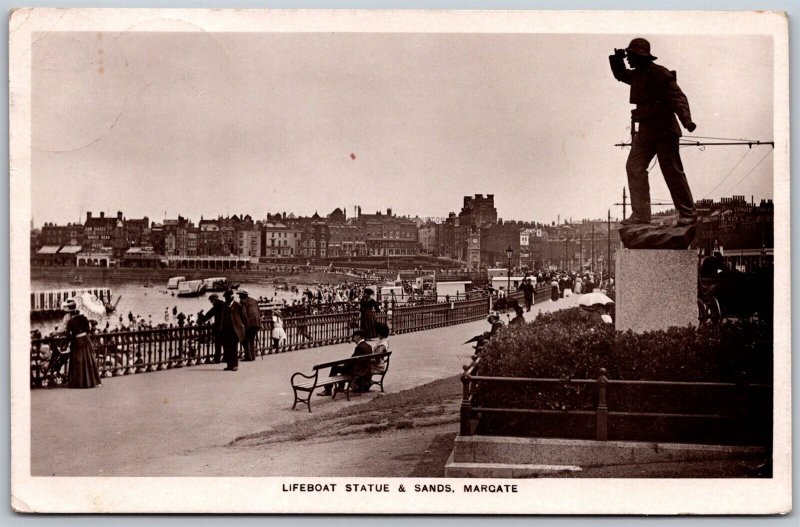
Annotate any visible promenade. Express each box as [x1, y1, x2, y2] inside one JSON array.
[[31, 295, 582, 477]]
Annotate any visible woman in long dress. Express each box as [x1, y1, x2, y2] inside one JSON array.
[[550, 278, 560, 302], [64, 300, 102, 388], [359, 288, 380, 339]]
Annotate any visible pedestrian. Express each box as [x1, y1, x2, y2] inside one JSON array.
[[63, 299, 102, 389], [610, 38, 698, 226], [359, 288, 380, 340], [509, 304, 526, 326], [237, 289, 261, 361], [176, 312, 186, 328], [270, 310, 287, 351], [521, 277, 535, 312], [219, 289, 245, 371], [550, 278, 560, 302], [198, 293, 224, 364]]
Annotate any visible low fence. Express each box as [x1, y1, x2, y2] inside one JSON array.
[[30, 284, 556, 388], [459, 355, 772, 446], [31, 325, 218, 387], [30, 291, 531, 388]]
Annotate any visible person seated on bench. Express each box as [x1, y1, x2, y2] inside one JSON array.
[[317, 330, 373, 396], [372, 322, 391, 360]]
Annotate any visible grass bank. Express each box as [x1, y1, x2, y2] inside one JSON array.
[[232, 375, 463, 447]]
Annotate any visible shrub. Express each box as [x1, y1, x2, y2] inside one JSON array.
[[473, 308, 772, 444], [479, 307, 771, 384]]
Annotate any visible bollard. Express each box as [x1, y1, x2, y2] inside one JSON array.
[[460, 365, 473, 437], [596, 367, 609, 441]]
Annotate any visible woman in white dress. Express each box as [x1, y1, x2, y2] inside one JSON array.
[[271, 311, 287, 351]]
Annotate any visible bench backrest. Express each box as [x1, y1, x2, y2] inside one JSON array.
[[313, 351, 392, 371]]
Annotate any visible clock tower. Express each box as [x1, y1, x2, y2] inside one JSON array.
[[467, 228, 481, 270]]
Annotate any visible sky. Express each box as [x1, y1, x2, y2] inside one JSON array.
[[31, 30, 774, 227]]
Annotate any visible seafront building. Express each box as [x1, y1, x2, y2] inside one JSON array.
[[30, 195, 774, 272]]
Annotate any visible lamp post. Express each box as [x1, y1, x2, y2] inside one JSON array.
[[506, 246, 513, 294]]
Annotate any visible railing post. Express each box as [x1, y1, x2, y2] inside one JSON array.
[[460, 364, 473, 436], [596, 367, 609, 441]]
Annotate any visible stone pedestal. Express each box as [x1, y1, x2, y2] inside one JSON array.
[[615, 249, 698, 332]]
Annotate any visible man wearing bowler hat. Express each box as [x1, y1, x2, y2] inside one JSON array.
[[610, 38, 698, 227]]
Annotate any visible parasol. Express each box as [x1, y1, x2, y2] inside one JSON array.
[[578, 292, 614, 307]]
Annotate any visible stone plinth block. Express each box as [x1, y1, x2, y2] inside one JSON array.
[[616, 249, 698, 332]]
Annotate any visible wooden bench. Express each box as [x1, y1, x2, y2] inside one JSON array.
[[290, 351, 392, 412]]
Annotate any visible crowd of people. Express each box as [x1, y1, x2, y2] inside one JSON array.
[[32, 267, 616, 388]]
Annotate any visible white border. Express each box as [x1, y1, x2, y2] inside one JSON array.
[[9, 8, 791, 514]]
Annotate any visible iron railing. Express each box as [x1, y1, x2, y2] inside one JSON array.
[[459, 355, 772, 443], [31, 290, 545, 387]]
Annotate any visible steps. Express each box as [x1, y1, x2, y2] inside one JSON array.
[[445, 435, 765, 478]]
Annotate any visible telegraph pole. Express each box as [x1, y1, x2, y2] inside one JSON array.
[[615, 186, 672, 218], [579, 232, 583, 272], [591, 224, 595, 272], [607, 209, 612, 278]]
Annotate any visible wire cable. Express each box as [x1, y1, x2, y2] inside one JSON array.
[[725, 149, 774, 194], [702, 148, 753, 199], [683, 135, 763, 142]]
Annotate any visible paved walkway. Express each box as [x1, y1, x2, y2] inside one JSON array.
[[31, 295, 582, 476]]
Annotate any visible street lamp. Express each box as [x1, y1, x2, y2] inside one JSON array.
[[506, 246, 513, 293]]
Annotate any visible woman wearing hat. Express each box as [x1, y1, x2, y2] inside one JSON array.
[[359, 288, 380, 340], [63, 298, 102, 388]]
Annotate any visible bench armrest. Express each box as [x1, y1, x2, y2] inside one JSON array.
[[291, 370, 317, 387]]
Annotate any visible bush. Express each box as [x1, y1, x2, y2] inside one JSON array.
[[479, 307, 772, 384], [473, 308, 772, 444]]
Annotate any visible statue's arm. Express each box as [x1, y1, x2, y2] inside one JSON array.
[[664, 73, 695, 130], [609, 54, 631, 84]]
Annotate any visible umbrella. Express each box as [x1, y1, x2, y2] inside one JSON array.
[[464, 334, 483, 344], [579, 292, 614, 307]]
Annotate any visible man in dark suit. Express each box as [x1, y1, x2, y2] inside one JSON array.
[[237, 289, 262, 361], [520, 277, 535, 311], [219, 289, 245, 371], [318, 330, 373, 396], [198, 294, 224, 363]]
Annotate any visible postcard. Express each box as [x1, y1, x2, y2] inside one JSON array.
[[9, 8, 790, 514]]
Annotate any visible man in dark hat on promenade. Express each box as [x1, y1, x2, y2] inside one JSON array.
[[237, 289, 262, 361], [610, 38, 698, 227], [219, 289, 245, 371], [198, 293, 224, 363]]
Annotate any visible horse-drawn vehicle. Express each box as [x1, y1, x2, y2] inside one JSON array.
[[697, 256, 772, 324]]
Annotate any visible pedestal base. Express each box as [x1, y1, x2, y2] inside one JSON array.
[[615, 249, 698, 332]]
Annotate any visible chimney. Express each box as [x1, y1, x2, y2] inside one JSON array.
[[387, 208, 392, 217], [86, 212, 92, 221], [100, 211, 105, 218], [117, 211, 123, 220]]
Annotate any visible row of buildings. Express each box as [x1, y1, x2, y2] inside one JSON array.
[[31, 194, 774, 273]]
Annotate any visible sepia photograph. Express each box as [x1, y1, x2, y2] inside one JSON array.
[[9, 8, 791, 514]]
